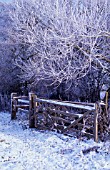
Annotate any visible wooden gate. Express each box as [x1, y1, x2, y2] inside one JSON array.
[[31, 96, 99, 142], [11, 92, 108, 142]]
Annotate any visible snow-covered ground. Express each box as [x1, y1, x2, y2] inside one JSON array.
[[0, 111, 110, 170]]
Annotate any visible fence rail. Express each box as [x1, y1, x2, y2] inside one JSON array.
[[11, 92, 109, 142], [36, 98, 95, 110]]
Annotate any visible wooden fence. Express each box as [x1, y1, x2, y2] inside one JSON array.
[[11, 92, 109, 142]]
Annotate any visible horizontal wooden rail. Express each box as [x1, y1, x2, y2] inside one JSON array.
[[62, 101, 95, 107], [36, 98, 95, 110], [15, 104, 29, 108], [13, 96, 28, 99], [46, 108, 80, 118], [18, 99, 29, 104]]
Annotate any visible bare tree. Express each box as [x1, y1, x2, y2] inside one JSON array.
[[9, 0, 110, 87], [0, 2, 21, 94]]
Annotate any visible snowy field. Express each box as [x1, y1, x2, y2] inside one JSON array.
[[0, 112, 110, 170]]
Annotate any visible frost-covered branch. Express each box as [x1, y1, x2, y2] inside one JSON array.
[[9, 0, 110, 86]]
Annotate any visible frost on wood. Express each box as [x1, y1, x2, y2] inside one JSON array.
[[9, 0, 110, 86]]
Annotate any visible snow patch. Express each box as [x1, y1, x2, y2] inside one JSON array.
[[0, 112, 110, 170]]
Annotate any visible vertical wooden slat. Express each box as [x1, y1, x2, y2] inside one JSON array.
[[94, 102, 99, 142], [33, 94, 37, 127], [105, 91, 108, 114], [11, 93, 17, 120], [29, 92, 35, 128], [15, 96, 18, 113]]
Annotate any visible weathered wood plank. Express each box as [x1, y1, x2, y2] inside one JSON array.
[[15, 105, 29, 108], [11, 93, 17, 120], [29, 93, 35, 128], [13, 96, 28, 100], [18, 108, 29, 112], [46, 108, 79, 118], [63, 110, 93, 132], [94, 103, 98, 142], [18, 99, 29, 104], [50, 115, 71, 124], [63, 101, 95, 107], [36, 98, 95, 110]]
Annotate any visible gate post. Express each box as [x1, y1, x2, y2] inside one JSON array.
[[94, 102, 99, 142], [34, 95, 37, 127], [105, 91, 108, 115], [11, 93, 17, 120], [29, 92, 36, 128]]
